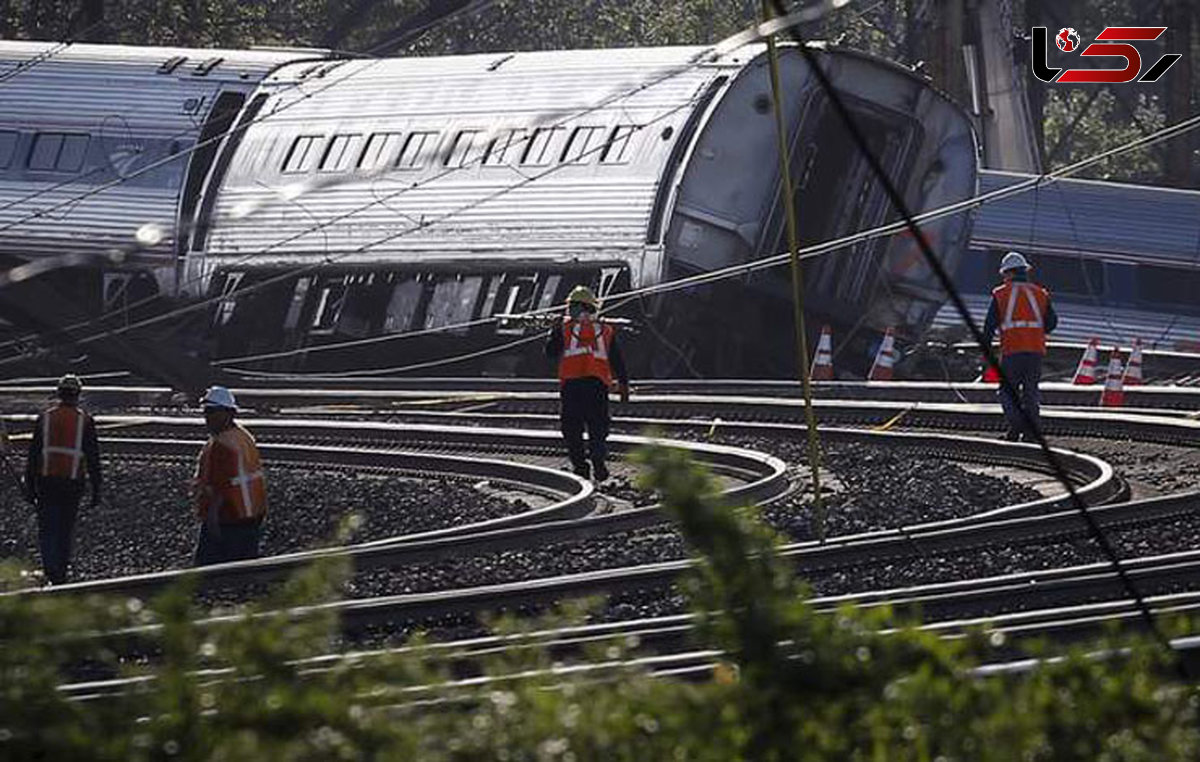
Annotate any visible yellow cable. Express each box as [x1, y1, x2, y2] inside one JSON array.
[[872, 408, 912, 433], [763, 0, 825, 541]]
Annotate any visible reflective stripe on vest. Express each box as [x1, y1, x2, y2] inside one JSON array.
[[197, 424, 266, 522], [558, 319, 614, 386], [41, 406, 86, 480], [994, 282, 1050, 356]]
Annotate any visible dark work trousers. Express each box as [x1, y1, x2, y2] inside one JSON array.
[[560, 378, 610, 474], [194, 519, 263, 567], [998, 352, 1043, 439], [35, 479, 84, 584]]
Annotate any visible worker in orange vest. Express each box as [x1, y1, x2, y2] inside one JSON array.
[[192, 386, 268, 566], [982, 252, 1058, 441], [545, 285, 630, 482], [24, 374, 102, 584]]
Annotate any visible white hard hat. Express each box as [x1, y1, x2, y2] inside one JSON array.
[[999, 251, 1031, 273], [200, 385, 237, 411]]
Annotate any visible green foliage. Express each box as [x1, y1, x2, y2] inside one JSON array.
[[0, 448, 1199, 759]]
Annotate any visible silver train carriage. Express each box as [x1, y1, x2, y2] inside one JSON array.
[[0, 41, 328, 369], [0, 42, 977, 378]]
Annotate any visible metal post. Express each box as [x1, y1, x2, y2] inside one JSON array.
[[761, 0, 825, 541]]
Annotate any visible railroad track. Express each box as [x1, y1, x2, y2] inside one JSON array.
[[5, 380, 1200, 697]]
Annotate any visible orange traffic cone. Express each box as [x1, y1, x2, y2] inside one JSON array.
[[1123, 338, 1143, 386], [868, 328, 896, 381], [1072, 338, 1099, 385], [810, 325, 834, 381], [1100, 351, 1125, 407]]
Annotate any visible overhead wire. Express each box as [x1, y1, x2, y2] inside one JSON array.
[[6, 3, 1194, 364], [0, 3, 847, 366], [0, 88, 710, 372], [214, 105, 1200, 375], [768, 0, 1186, 676], [0, 0, 514, 232], [0, 0, 508, 350], [0, 19, 109, 85]]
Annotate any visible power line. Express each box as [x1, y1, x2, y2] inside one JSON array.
[[211, 104, 1200, 373], [769, 0, 1185, 677], [0, 5, 843, 363], [0, 1, 506, 348], [0, 89, 707, 372]]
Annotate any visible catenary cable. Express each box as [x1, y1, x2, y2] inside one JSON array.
[[215, 107, 1200, 374], [768, 0, 1184, 675], [0, 2, 845, 355]]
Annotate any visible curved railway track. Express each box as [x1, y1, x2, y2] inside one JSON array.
[[3, 379, 1200, 696]]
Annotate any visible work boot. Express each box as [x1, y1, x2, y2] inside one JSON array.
[[592, 461, 609, 483], [572, 462, 591, 479]]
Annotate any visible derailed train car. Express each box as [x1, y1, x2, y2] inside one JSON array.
[[0, 41, 977, 378], [0, 43, 328, 337]]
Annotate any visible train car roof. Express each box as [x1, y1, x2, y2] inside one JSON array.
[[974, 170, 1200, 267], [0, 40, 331, 84]]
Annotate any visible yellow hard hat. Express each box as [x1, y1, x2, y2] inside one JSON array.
[[566, 285, 598, 307]]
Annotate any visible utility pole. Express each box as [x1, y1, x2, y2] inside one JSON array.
[[760, 0, 825, 540]]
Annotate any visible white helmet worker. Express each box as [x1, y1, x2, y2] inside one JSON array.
[[200, 385, 238, 412], [999, 251, 1031, 274]]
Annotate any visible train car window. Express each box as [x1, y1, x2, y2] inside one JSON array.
[[522, 127, 565, 166], [600, 125, 637, 164], [282, 277, 312, 331], [1137, 265, 1200, 308], [396, 131, 440, 169], [445, 130, 484, 167], [282, 135, 323, 173], [319, 134, 362, 172], [0, 130, 17, 169], [496, 274, 539, 333], [598, 266, 623, 299], [538, 274, 563, 309], [483, 129, 527, 166], [478, 276, 503, 317], [310, 281, 348, 334], [358, 132, 403, 171], [383, 279, 424, 333], [214, 272, 245, 327], [425, 277, 483, 333], [560, 126, 605, 164], [1032, 255, 1105, 297], [28, 132, 90, 172]]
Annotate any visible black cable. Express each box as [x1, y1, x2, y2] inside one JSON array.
[[768, 0, 1185, 676]]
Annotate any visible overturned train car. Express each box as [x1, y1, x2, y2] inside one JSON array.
[[0, 42, 977, 378]]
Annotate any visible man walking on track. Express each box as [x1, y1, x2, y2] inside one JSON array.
[[192, 386, 268, 566], [546, 285, 630, 482], [24, 374, 102, 584], [983, 251, 1058, 442]]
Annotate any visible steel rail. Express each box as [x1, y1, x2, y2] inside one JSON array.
[[9, 420, 789, 598], [5, 419, 1109, 600], [4, 378, 1200, 412]]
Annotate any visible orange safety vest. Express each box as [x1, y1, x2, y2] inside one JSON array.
[[195, 423, 267, 523], [557, 318, 615, 387], [993, 281, 1051, 356], [40, 405, 89, 481]]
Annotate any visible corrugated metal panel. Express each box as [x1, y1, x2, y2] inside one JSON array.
[[0, 41, 327, 281], [0, 41, 322, 85], [972, 170, 1200, 266], [0, 181, 177, 261], [930, 293, 1200, 349], [204, 46, 730, 279]]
